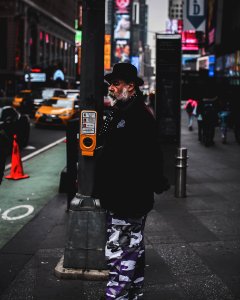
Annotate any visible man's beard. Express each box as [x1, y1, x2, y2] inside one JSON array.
[[109, 87, 130, 104]]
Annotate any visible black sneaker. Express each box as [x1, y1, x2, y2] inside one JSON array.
[[129, 288, 144, 300], [129, 293, 144, 300]]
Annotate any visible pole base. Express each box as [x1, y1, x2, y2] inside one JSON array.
[[54, 256, 108, 280]]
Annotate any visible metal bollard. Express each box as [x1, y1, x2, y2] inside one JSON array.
[[175, 147, 188, 198]]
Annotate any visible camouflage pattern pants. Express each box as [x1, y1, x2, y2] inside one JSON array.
[[105, 212, 146, 300]]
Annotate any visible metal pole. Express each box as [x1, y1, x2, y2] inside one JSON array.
[[66, 118, 79, 211], [62, 0, 107, 273], [175, 147, 188, 198]]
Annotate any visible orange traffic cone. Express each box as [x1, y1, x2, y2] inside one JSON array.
[[5, 134, 29, 180]]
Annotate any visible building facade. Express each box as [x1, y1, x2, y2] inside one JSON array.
[[168, 0, 183, 20], [0, 0, 76, 95], [208, 0, 240, 88]]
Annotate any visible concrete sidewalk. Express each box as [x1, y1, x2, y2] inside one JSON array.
[[0, 140, 66, 249], [0, 111, 240, 300]]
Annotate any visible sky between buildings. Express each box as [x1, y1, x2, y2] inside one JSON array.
[[146, 0, 169, 64]]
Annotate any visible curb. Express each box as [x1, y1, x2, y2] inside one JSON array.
[[5, 137, 66, 171], [54, 256, 109, 281]]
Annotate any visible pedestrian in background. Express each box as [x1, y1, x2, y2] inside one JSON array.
[[199, 96, 218, 146], [184, 98, 197, 131], [94, 63, 170, 300], [218, 98, 231, 144], [195, 99, 203, 142]]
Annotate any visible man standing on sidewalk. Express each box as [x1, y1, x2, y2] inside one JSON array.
[[94, 63, 170, 300]]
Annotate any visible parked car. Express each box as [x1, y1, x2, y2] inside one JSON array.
[[34, 97, 80, 127], [0, 106, 30, 150], [12, 89, 36, 115]]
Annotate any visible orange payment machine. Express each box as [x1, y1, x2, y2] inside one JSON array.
[[80, 110, 97, 156]]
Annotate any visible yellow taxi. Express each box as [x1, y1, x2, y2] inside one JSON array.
[[34, 97, 80, 127], [12, 90, 31, 107], [12, 90, 34, 114]]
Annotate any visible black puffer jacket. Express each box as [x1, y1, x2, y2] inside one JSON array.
[[94, 92, 169, 218]]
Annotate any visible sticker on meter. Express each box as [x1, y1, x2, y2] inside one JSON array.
[[81, 111, 97, 134], [80, 110, 97, 156]]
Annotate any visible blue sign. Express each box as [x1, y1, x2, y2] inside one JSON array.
[[53, 69, 64, 81], [131, 56, 139, 72]]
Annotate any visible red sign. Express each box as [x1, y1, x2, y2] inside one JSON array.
[[31, 68, 41, 73], [181, 31, 199, 51], [115, 0, 130, 13]]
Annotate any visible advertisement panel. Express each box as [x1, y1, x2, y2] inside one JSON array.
[[216, 51, 240, 81], [115, 0, 131, 13], [114, 14, 130, 40], [208, 55, 215, 77], [131, 56, 140, 72], [196, 55, 215, 77], [114, 40, 130, 63], [181, 31, 199, 51], [24, 73, 46, 82], [112, 0, 131, 64], [104, 34, 111, 70]]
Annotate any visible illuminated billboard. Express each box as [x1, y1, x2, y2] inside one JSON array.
[[114, 40, 130, 63], [196, 55, 215, 77], [115, 0, 131, 13], [104, 35, 111, 71], [131, 56, 140, 72], [114, 14, 130, 40], [113, 0, 131, 64], [181, 31, 199, 51]]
